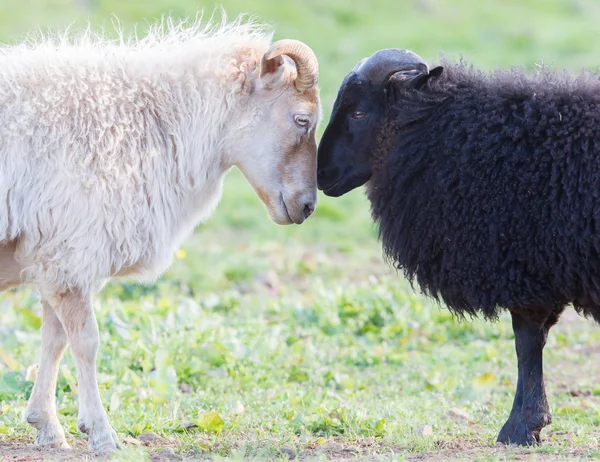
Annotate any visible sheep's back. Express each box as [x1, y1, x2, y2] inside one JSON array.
[[369, 71, 600, 319]]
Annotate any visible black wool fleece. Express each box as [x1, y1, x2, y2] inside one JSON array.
[[368, 60, 600, 320]]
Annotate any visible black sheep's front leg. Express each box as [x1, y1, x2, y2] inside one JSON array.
[[496, 306, 563, 446]]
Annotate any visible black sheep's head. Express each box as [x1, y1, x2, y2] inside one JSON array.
[[317, 48, 442, 197]]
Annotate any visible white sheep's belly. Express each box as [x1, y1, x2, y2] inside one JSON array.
[[112, 250, 174, 282]]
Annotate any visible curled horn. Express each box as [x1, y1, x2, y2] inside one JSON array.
[[355, 48, 429, 84], [352, 57, 367, 72], [263, 39, 319, 91]]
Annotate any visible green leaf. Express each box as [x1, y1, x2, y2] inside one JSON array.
[[374, 418, 387, 437], [19, 307, 42, 330], [195, 411, 225, 434], [288, 365, 309, 383]]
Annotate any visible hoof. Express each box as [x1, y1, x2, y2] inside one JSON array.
[[84, 422, 120, 452], [34, 421, 70, 448], [497, 419, 542, 446]]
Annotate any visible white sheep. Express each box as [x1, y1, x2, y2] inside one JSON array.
[[0, 17, 321, 451]]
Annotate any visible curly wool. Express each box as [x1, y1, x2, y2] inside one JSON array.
[[368, 60, 600, 320], [0, 17, 272, 297]]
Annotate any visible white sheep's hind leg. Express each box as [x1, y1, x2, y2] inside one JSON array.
[[53, 291, 119, 452], [24, 301, 69, 448]]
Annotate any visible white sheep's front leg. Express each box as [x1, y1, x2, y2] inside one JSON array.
[[53, 291, 119, 452], [24, 301, 69, 448]]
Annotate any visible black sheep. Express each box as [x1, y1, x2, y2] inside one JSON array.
[[317, 49, 600, 446]]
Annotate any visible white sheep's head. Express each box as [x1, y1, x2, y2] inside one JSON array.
[[231, 39, 321, 225]]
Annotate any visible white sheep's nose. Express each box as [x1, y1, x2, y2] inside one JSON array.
[[286, 191, 316, 224], [303, 202, 315, 219]]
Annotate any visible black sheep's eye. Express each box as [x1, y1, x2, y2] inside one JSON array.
[[352, 111, 367, 119]]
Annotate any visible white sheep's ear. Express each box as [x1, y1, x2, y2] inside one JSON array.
[[259, 54, 286, 88]]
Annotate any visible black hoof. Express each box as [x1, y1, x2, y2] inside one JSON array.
[[497, 419, 542, 446]]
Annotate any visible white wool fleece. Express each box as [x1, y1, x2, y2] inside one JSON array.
[[0, 18, 273, 297]]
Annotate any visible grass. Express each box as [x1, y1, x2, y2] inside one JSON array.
[[2, 0, 600, 460]]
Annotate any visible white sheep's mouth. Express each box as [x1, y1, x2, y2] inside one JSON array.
[[279, 192, 296, 224]]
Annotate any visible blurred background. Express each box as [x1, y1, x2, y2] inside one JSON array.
[[2, 1, 600, 458]]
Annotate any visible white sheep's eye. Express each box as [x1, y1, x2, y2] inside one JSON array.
[[352, 111, 367, 119], [294, 115, 310, 127]]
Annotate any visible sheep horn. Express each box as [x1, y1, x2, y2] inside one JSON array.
[[264, 39, 319, 92], [355, 48, 428, 85], [352, 58, 367, 72]]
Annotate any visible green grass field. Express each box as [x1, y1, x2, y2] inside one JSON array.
[[2, 0, 600, 460]]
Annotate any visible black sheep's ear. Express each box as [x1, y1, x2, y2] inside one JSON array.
[[429, 66, 444, 78], [387, 66, 444, 101], [410, 66, 444, 89], [387, 69, 421, 102]]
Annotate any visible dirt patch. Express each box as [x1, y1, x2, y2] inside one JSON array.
[[0, 439, 102, 461], [0, 439, 182, 461], [2, 436, 599, 461]]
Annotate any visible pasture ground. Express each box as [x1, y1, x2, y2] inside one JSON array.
[[2, 0, 600, 460]]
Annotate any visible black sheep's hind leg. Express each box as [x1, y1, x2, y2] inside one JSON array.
[[496, 306, 564, 446]]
